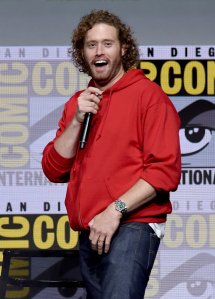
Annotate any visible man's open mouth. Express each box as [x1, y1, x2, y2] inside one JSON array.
[[94, 60, 108, 67]]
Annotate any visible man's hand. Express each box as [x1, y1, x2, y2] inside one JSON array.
[[88, 203, 122, 255], [75, 87, 102, 123]]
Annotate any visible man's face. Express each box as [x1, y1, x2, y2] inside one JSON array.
[[83, 23, 125, 89]]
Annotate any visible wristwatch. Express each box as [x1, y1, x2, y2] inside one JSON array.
[[115, 199, 127, 215]]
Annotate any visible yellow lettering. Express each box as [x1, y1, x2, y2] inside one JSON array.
[[0, 63, 28, 84], [0, 124, 28, 144], [57, 216, 78, 249], [56, 62, 77, 96], [0, 146, 29, 167], [0, 241, 29, 248], [186, 215, 207, 248], [0, 98, 28, 123], [140, 62, 157, 81], [6, 288, 29, 298], [32, 62, 53, 95], [164, 215, 183, 248], [0, 216, 29, 238], [160, 61, 181, 94], [33, 216, 54, 249], [184, 61, 205, 94], [207, 61, 215, 95]]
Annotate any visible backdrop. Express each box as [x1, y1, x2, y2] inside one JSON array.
[[0, 44, 214, 299], [0, 1, 215, 298]]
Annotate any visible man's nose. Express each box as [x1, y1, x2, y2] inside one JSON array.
[[96, 43, 103, 55]]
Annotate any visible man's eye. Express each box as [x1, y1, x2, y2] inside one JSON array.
[[179, 126, 213, 156], [88, 43, 96, 48], [104, 42, 112, 47]]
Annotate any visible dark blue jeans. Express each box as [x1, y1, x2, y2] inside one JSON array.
[[79, 222, 160, 299]]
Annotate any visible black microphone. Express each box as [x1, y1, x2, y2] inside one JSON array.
[[79, 112, 93, 149]]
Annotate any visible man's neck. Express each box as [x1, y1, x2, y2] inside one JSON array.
[[94, 70, 125, 91]]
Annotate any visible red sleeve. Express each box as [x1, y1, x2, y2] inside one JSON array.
[[41, 95, 78, 183], [141, 94, 181, 193], [42, 143, 74, 183]]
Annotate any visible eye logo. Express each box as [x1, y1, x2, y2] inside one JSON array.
[[159, 253, 215, 298], [178, 100, 215, 167], [180, 126, 212, 156]]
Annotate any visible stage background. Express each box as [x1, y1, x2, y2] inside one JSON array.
[[0, 1, 215, 299]]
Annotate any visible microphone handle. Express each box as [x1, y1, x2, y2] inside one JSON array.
[[80, 112, 93, 149]]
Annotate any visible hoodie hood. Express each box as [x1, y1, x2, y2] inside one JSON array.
[[88, 69, 148, 93], [85, 69, 149, 140], [88, 69, 149, 140]]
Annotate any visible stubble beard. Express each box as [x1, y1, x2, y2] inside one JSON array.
[[86, 59, 124, 87]]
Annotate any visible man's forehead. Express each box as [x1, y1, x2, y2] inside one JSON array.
[[85, 23, 118, 39]]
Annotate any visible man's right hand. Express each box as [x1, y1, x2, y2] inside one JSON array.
[[75, 87, 102, 123], [54, 87, 102, 158]]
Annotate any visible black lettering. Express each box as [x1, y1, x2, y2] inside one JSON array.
[[34, 171, 43, 185], [196, 47, 201, 57], [4, 48, 11, 58], [209, 47, 215, 57], [193, 170, 202, 185], [19, 48, 26, 58], [6, 202, 12, 212], [0, 172, 6, 185], [171, 47, 178, 57], [42, 48, 49, 57], [20, 202, 27, 211], [173, 201, 179, 210], [56, 48, 60, 58], [181, 169, 214, 185], [44, 202, 50, 211], [203, 170, 212, 184], [211, 201, 215, 210], [147, 47, 154, 57]]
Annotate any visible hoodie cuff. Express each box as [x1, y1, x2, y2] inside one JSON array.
[[50, 145, 74, 170]]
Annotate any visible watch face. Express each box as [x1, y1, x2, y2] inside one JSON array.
[[115, 200, 127, 214]]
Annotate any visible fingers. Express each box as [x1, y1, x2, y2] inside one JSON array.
[[97, 237, 106, 255], [89, 228, 112, 255], [86, 87, 103, 98], [88, 206, 121, 255], [89, 233, 107, 255], [80, 88, 102, 108], [104, 236, 111, 254], [88, 223, 109, 255], [76, 88, 102, 123]]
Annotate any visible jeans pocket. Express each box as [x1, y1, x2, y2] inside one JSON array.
[[147, 232, 160, 272]]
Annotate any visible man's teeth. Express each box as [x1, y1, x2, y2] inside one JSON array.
[[95, 60, 107, 66]]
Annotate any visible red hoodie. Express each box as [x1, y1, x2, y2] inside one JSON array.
[[42, 69, 181, 231]]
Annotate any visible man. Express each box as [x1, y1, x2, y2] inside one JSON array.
[[42, 9, 181, 299]]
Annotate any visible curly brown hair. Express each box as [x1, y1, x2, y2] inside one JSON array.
[[69, 10, 139, 75]]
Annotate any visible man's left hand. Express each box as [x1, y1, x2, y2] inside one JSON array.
[[88, 203, 122, 255]]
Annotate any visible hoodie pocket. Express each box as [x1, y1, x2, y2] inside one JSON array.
[[65, 178, 115, 231], [65, 180, 81, 231]]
